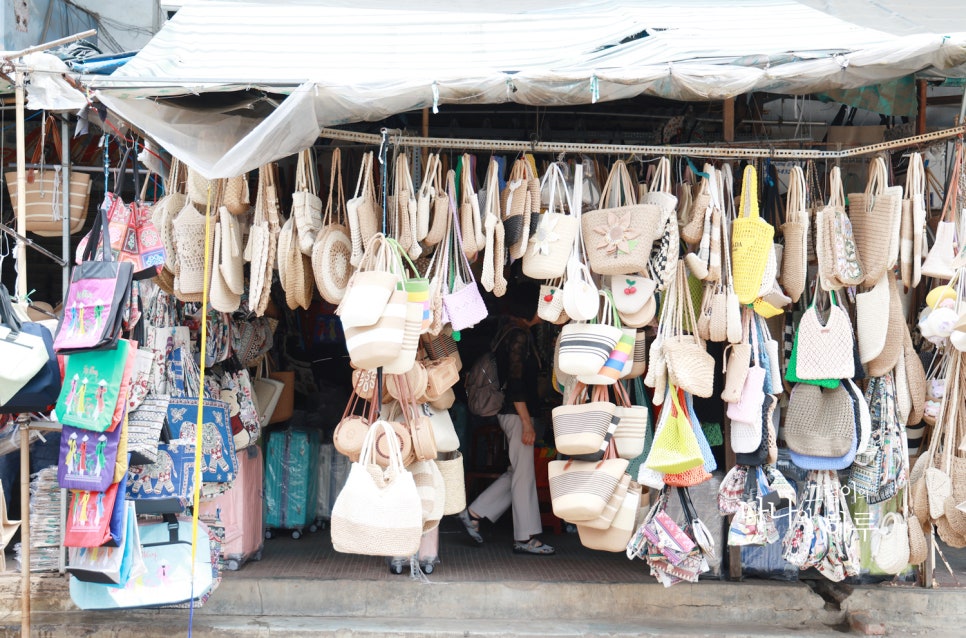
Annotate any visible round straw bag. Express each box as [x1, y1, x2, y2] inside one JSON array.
[[907, 512, 928, 565], [436, 451, 466, 515], [313, 148, 353, 305]]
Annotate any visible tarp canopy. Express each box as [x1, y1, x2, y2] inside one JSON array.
[[89, 0, 966, 178]]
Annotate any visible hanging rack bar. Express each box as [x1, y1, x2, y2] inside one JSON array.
[[319, 125, 965, 160], [0, 222, 67, 267]]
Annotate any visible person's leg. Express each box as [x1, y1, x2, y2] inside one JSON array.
[[0, 452, 18, 512], [498, 414, 543, 543]]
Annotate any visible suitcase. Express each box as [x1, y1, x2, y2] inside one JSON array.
[[199, 445, 265, 570], [264, 427, 319, 539], [317, 443, 350, 523]]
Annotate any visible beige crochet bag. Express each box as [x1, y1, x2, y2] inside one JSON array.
[[293, 148, 323, 256], [780, 165, 808, 303], [422, 154, 449, 247], [151, 157, 186, 272], [186, 165, 211, 205], [481, 158, 508, 297], [794, 289, 855, 381], [172, 198, 213, 302], [459, 154, 483, 258]]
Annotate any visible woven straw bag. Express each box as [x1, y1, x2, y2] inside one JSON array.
[[479, 158, 508, 297], [313, 148, 353, 305], [409, 459, 445, 532], [682, 168, 712, 246], [626, 330, 648, 380], [422, 154, 449, 247], [538, 280, 566, 324], [253, 165, 282, 316], [435, 451, 466, 515], [552, 384, 617, 457], [548, 449, 629, 522], [731, 165, 774, 304], [904, 330, 927, 425], [210, 224, 241, 312], [643, 159, 680, 292], [612, 382, 648, 459], [849, 157, 902, 285], [218, 205, 245, 296], [331, 420, 423, 557], [558, 294, 623, 377], [721, 342, 751, 404], [458, 154, 484, 257], [502, 159, 533, 260], [856, 273, 890, 364], [185, 165, 211, 205], [151, 157, 186, 271], [391, 153, 420, 260], [662, 267, 715, 398], [901, 153, 927, 290], [346, 152, 379, 267], [577, 472, 631, 531], [794, 290, 855, 380], [577, 480, 643, 551], [785, 383, 856, 457], [780, 165, 808, 303], [825, 167, 866, 289], [223, 172, 250, 215], [292, 148, 323, 255], [872, 511, 910, 575], [866, 272, 904, 378], [583, 161, 661, 276], [524, 162, 579, 280]]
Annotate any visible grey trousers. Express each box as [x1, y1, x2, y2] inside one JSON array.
[[469, 414, 542, 542]]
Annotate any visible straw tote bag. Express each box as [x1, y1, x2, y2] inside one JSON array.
[[523, 162, 579, 280], [346, 151, 379, 267], [558, 292, 623, 377], [643, 157, 680, 291], [922, 142, 962, 281], [7, 116, 91, 236], [480, 158, 508, 297], [390, 153, 420, 260], [223, 171, 250, 215], [662, 267, 715, 398], [583, 160, 661, 276], [682, 166, 712, 246], [422, 153, 449, 247], [151, 157, 186, 272], [552, 384, 618, 458], [818, 167, 865, 290], [502, 158, 533, 260], [901, 152, 927, 290], [866, 272, 905, 378], [794, 289, 855, 381], [458, 154, 483, 258], [780, 165, 808, 303], [331, 420, 423, 557], [784, 382, 856, 458], [247, 164, 282, 316], [731, 164, 774, 305], [313, 148, 354, 305], [218, 205, 245, 296], [548, 443, 629, 522], [848, 156, 902, 285], [292, 148, 323, 255], [856, 272, 890, 364]]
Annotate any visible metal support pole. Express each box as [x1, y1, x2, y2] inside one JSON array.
[[61, 117, 70, 298], [19, 416, 31, 636], [14, 71, 27, 301]]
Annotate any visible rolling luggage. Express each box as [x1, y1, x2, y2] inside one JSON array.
[[317, 443, 350, 523], [264, 427, 319, 539], [199, 445, 265, 570]]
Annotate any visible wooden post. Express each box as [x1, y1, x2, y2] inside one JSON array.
[[917, 80, 928, 135], [723, 98, 736, 143], [19, 418, 31, 636]]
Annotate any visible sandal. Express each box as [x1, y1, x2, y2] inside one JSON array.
[[513, 538, 555, 555], [458, 508, 484, 544]]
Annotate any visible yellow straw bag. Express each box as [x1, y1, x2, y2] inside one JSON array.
[[731, 165, 774, 305]]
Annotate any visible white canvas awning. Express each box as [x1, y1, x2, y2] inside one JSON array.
[[89, 0, 966, 178]]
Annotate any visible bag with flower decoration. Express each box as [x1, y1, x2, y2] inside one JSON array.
[[523, 162, 579, 280], [582, 161, 662, 276]]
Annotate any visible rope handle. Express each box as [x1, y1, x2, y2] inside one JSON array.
[[738, 164, 759, 220]]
